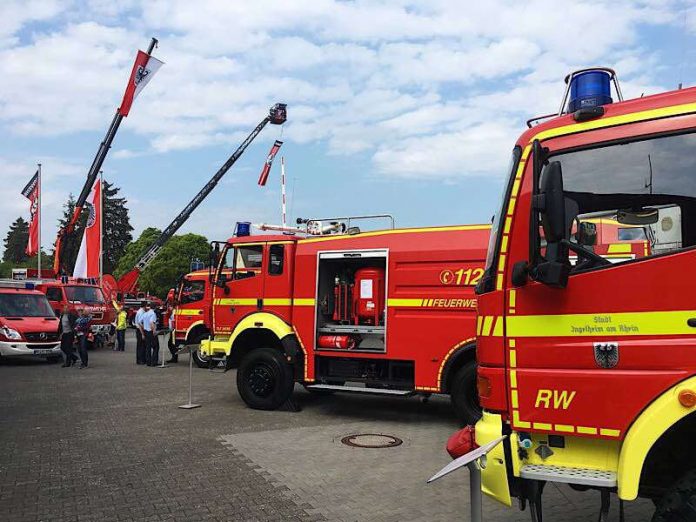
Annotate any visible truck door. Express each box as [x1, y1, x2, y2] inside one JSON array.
[[212, 243, 265, 335], [507, 131, 696, 439], [175, 278, 206, 340]]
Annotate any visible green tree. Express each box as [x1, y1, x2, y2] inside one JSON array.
[[114, 227, 161, 279], [115, 228, 209, 298], [3, 217, 29, 263], [102, 180, 133, 274]]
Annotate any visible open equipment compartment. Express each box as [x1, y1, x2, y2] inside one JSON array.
[[315, 249, 387, 353]]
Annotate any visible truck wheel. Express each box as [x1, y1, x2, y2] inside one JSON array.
[[652, 470, 696, 522], [450, 361, 482, 425], [237, 347, 294, 410]]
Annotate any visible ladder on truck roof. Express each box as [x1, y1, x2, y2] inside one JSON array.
[[117, 103, 287, 294]]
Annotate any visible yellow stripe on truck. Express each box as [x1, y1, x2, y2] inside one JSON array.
[[506, 310, 696, 337]]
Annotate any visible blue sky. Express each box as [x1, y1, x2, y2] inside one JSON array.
[[1, 0, 696, 257]]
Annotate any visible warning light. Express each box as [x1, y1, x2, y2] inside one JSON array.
[[568, 70, 612, 112], [234, 221, 251, 237]]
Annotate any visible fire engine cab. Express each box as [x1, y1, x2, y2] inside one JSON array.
[[0, 281, 61, 361], [431, 68, 696, 521], [199, 216, 489, 423]]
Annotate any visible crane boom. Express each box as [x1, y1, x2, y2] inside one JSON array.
[[53, 37, 159, 274], [120, 103, 287, 288]]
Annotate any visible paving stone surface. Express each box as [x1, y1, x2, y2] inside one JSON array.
[[0, 331, 654, 521]]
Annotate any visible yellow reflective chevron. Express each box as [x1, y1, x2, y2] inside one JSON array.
[[506, 310, 696, 337]]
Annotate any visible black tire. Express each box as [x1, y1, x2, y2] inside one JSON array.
[[237, 347, 294, 410], [188, 332, 210, 368], [450, 360, 482, 425], [653, 470, 696, 522]]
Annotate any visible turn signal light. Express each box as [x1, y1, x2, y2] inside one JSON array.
[[678, 389, 696, 408], [477, 374, 492, 399]]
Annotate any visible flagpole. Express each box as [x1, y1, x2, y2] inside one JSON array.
[[281, 156, 287, 228], [99, 170, 103, 283], [37, 163, 41, 278]]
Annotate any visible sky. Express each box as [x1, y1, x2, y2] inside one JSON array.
[[1, 0, 696, 260]]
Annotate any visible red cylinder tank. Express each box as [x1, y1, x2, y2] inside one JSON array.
[[317, 335, 357, 350], [353, 267, 385, 326]]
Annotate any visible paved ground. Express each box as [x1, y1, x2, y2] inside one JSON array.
[[0, 331, 654, 521]]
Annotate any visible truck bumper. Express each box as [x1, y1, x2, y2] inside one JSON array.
[[476, 411, 512, 507], [0, 341, 61, 358], [200, 337, 228, 357]]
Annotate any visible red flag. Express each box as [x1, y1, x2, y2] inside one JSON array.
[[258, 140, 283, 186], [21, 171, 40, 256], [73, 180, 101, 278], [118, 50, 163, 117]]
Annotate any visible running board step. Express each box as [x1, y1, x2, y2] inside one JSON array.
[[520, 464, 617, 488], [305, 384, 414, 396]]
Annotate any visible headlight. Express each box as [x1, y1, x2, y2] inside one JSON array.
[[0, 327, 22, 340]]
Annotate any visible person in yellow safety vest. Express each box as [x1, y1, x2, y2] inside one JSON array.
[[115, 306, 128, 352]]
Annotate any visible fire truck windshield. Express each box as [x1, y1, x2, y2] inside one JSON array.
[[0, 294, 55, 317], [64, 286, 105, 304], [543, 131, 696, 262], [479, 147, 521, 291]]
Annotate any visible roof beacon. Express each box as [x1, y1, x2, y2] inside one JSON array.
[[235, 221, 251, 237], [558, 67, 624, 116]]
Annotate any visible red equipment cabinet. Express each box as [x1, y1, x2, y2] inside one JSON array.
[[353, 267, 385, 326]]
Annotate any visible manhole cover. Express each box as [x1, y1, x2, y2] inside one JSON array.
[[341, 433, 403, 448]]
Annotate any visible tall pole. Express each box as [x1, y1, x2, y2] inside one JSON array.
[[99, 170, 103, 282], [281, 156, 287, 228], [37, 163, 42, 277]]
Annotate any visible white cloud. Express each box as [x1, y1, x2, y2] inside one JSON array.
[[0, 0, 690, 222]]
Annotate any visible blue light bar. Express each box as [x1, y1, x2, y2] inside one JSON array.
[[568, 70, 612, 113], [235, 221, 251, 237]]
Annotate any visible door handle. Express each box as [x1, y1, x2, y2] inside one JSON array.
[[688, 318, 696, 328], [229, 307, 235, 313]]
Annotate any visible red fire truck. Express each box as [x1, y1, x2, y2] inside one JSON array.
[[431, 68, 696, 521], [33, 278, 116, 343], [198, 218, 489, 423], [0, 281, 61, 362]]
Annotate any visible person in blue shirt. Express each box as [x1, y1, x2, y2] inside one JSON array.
[[140, 302, 159, 366], [74, 309, 92, 369], [134, 301, 147, 365]]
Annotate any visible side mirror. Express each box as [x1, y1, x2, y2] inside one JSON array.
[[215, 273, 228, 288], [535, 161, 566, 242], [576, 222, 597, 247], [532, 161, 570, 288]]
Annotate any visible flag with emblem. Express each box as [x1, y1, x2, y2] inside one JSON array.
[[73, 179, 102, 278], [21, 170, 40, 256], [258, 140, 283, 186], [118, 50, 164, 117]]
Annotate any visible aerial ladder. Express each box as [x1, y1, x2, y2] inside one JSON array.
[[115, 102, 287, 294], [53, 37, 160, 275]]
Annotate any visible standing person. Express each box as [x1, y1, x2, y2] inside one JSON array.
[[74, 309, 92, 369], [115, 306, 128, 352], [141, 302, 159, 366], [134, 301, 147, 365], [58, 304, 78, 367], [166, 305, 178, 363]]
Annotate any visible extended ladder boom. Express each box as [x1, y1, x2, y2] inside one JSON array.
[[132, 103, 287, 273]]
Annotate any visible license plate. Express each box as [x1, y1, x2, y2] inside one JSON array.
[[33, 349, 53, 355]]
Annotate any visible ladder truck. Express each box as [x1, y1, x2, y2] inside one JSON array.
[[53, 37, 160, 275], [115, 103, 287, 295], [429, 68, 696, 522]]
